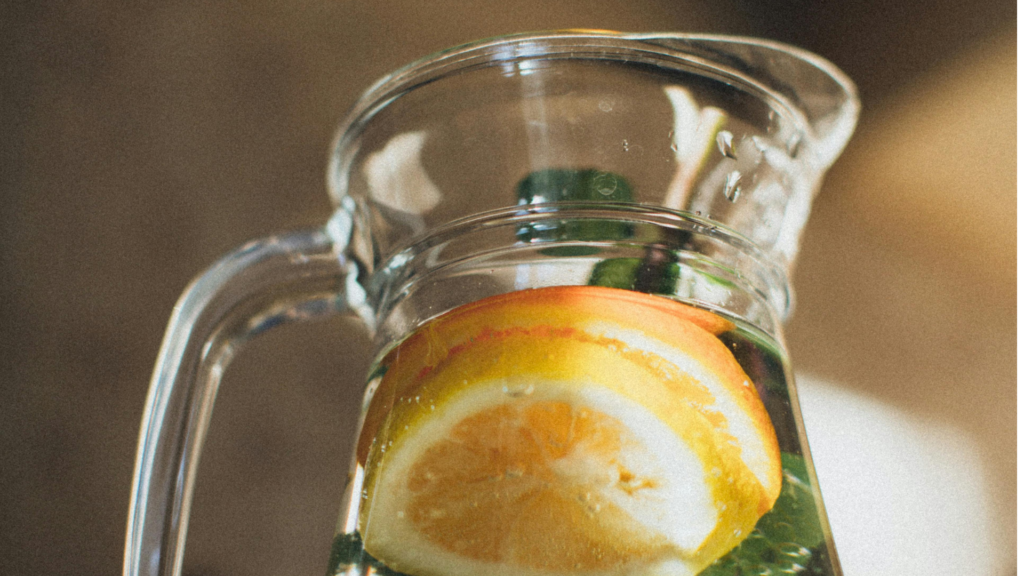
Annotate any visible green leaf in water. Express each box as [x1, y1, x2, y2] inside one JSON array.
[[588, 257, 682, 295], [698, 452, 828, 576], [717, 329, 791, 399], [326, 532, 362, 575], [327, 532, 412, 576], [538, 245, 605, 257], [515, 168, 634, 244], [588, 257, 644, 289], [516, 168, 683, 294], [761, 452, 826, 549]]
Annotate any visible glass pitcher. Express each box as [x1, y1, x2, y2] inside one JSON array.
[[125, 31, 858, 576]]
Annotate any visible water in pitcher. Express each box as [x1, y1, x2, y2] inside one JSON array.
[[326, 285, 838, 576]]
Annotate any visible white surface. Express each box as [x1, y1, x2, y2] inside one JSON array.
[[797, 374, 1000, 575]]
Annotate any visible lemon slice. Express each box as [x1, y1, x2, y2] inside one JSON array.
[[357, 286, 781, 576]]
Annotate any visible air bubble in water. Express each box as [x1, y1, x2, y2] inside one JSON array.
[[598, 100, 613, 112], [780, 543, 812, 558], [593, 172, 618, 196], [716, 131, 737, 159], [723, 171, 742, 202]]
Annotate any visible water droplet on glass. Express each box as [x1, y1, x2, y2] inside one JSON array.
[[723, 171, 742, 202], [786, 133, 803, 158], [598, 100, 613, 112], [716, 130, 737, 159], [622, 139, 630, 152]]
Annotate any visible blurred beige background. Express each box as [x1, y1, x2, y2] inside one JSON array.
[[0, 2, 1014, 576]]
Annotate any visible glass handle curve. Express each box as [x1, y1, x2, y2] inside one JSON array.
[[124, 228, 366, 576]]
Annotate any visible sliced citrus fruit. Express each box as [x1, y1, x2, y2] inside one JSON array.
[[356, 286, 781, 576]]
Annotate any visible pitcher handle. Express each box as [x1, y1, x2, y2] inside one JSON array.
[[124, 227, 367, 576]]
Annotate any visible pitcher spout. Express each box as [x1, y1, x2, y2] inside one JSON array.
[[629, 33, 860, 171]]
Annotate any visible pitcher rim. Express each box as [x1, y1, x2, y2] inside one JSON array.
[[327, 29, 859, 202]]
